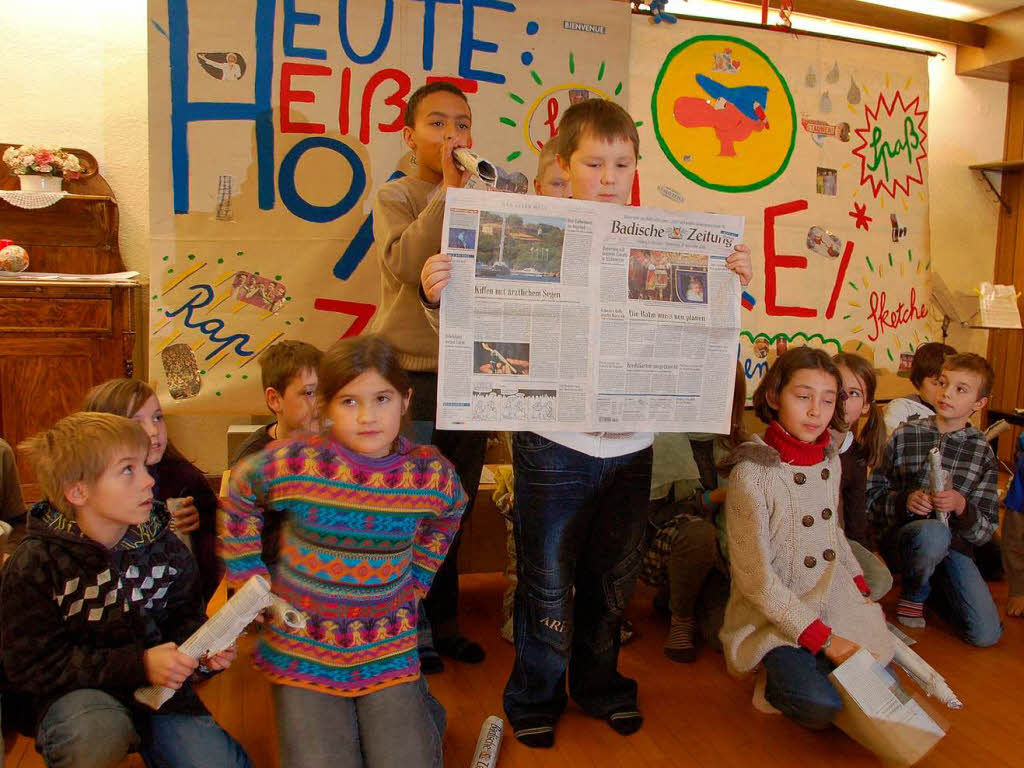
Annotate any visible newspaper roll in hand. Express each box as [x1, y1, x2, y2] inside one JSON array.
[[134, 576, 304, 710], [890, 630, 963, 709], [927, 447, 951, 525], [453, 148, 498, 187], [469, 715, 503, 768]]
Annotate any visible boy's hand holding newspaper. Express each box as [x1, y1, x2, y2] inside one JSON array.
[[144, 642, 198, 690]]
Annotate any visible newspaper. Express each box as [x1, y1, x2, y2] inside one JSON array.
[[436, 189, 744, 433], [134, 575, 304, 710]]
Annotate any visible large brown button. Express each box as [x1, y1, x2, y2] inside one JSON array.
[[794, 472, 806, 485], [804, 555, 817, 568], [821, 508, 833, 520], [802, 515, 814, 527], [823, 549, 836, 562], [821, 468, 830, 480]]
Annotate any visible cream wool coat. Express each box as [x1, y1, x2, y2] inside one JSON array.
[[719, 436, 894, 676]]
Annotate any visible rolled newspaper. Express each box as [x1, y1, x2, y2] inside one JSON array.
[[134, 575, 305, 710], [927, 447, 950, 525], [453, 148, 498, 187], [890, 631, 963, 709], [469, 715, 504, 768]]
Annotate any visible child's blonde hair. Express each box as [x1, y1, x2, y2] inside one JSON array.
[[20, 412, 149, 518], [556, 99, 639, 163]]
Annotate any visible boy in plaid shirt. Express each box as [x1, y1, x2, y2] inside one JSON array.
[[866, 353, 1002, 646]]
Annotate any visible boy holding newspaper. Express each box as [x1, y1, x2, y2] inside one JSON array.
[[1, 412, 250, 768]]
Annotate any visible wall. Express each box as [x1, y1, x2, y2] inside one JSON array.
[[0, 0, 1009, 471]]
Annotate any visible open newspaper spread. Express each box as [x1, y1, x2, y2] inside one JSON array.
[[437, 189, 744, 433]]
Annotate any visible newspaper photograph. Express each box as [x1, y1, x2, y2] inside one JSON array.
[[436, 188, 744, 433]]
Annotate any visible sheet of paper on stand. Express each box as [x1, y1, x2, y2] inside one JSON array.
[[978, 282, 1022, 329], [829, 648, 947, 766], [0, 270, 140, 282], [134, 576, 304, 710]]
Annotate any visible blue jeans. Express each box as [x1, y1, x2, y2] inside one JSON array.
[[882, 519, 1003, 647], [762, 646, 841, 730], [504, 434, 652, 726], [273, 676, 444, 768], [36, 689, 251, 768]]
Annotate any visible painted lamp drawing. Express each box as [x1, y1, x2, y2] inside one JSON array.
[[673, 74, 770, 157]]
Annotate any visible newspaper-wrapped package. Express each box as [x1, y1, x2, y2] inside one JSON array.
[[134, 575, 304, 710], [469, 715, 503, 768]]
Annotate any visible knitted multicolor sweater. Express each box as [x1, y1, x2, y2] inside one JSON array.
[[220, 435, 467, 697]]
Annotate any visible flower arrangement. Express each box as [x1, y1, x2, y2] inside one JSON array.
[[2, 145, 82, 179]]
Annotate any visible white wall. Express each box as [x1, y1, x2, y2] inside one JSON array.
[[0, 1, 1008, 471]]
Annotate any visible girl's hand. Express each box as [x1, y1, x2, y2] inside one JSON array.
[[824, 634, 860, 666], [726, 244, 753, 287], [167, 496, 200, 534], [421, 253, 453, 304], [202, 643, 238, 672]]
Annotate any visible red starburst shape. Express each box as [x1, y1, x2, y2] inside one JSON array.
[[851, 91, 928, 199]]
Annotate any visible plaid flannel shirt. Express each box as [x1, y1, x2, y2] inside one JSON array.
[[865, 416, 998, 549]]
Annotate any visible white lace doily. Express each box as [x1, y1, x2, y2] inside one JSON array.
[[0, 190, 68, 209]]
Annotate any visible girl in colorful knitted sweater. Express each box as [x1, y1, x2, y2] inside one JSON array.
[[720, 348, 894, 730], [221, 335, 467, 768]]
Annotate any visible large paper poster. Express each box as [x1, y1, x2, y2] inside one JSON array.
[[148, 0, 630, 412], [630, 18, 933, 390]]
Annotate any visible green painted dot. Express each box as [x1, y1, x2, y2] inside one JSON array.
[[215, 391, 222, 396], [285, 296, 292, 302], [200, 370, 206, 375], [162, 255, 169, 261], [217, 258, 224, 264], [225, 374, 232, 379], [299, 316, 305, 322], [187, 253, 195, 260], [241, 374, 249, 380], [254, 271, 260, 275], [236, 251, 244, 256], [151, 294, 158, 300], [275, 274, 282, 281], [167, 268, 174, 274], [285, 321, 292, 326]]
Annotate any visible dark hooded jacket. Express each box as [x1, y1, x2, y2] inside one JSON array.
[[0, 499, 210, 735]]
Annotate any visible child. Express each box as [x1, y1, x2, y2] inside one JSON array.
[[2, 412, 250, 768], [720, 348, 893, 730], [640, 364, 746, 663], [232, 340, 322, 464], [498, 99, 751, 747], [832, 352, 893, 599], [372, 80, 486, 669], [883, 342, 955, 435], [533, 134, 570, 198], [220, 335, 466, 768], [866, 353, 1002, 645], [83, 379, 220, 603]]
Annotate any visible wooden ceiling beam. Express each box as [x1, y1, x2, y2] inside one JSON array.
[[720, 0, 989, 47]]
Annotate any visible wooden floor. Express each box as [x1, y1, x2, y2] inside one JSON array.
[[6, 572, 1024, 767]]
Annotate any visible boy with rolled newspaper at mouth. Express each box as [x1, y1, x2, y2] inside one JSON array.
[[1, 413, 250, 768], [866, 353, 1002, 646], [372, 81, 489, 671]]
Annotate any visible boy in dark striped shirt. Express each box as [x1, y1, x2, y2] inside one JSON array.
[[866, 353, 1002, 646]]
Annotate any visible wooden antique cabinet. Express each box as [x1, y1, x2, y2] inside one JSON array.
[[0, 146, 139, 501]]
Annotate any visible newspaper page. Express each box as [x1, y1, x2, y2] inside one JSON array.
[[436, 188, 743, 433]]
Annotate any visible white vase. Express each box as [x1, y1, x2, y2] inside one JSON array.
[[18, 174, 62, 192]]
